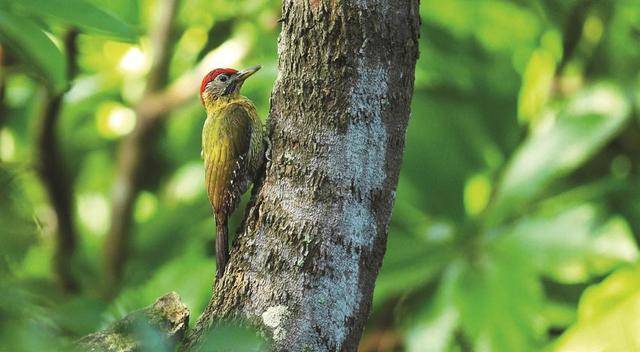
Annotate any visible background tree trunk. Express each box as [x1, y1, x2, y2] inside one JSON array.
[[103, 0, 181, 297], [185, 0, 420, 350], [36, 29, 80, 294]]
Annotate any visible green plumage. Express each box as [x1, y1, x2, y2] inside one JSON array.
[[202, 95, 264, 278]]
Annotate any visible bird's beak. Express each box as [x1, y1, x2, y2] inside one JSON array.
[[232, 65, 261, 82]]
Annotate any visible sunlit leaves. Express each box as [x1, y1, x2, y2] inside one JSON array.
[[76, 192, 110, 236], [556, 265, 640, 352], [95, 102, 137, 138], [491, 85, 631, 222], [401, 197, 639, 351], [396, 182, 638, 351], [464, 173, 492, 216], [517, 32, 560, 124]]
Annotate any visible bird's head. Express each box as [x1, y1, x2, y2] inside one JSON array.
[[200, 65, 261, 108]]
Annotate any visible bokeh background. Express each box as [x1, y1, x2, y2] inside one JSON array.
[[1, 0, 640, 351]]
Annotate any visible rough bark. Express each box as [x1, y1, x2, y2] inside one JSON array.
[[77, 292, 189, 352], [103, 0, 180, 296], [185, 0, 420, 350]]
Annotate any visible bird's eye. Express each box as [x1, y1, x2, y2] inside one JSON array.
[[219, 75, 228, 82]]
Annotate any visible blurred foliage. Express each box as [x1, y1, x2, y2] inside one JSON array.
[[374, 0, 640, 351], [0, 0, 639, 351], [199, 323, 267, 352], [555, 264, 640, 351]]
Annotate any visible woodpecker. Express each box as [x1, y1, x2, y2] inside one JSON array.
[[200, 65, 265, 279]]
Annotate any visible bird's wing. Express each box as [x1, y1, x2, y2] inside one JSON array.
[[203, 104, 252, 215]]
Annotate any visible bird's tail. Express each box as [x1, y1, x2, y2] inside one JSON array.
[[215, 214, 229, 279]]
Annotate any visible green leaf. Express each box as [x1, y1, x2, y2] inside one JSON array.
[[408, 251, 547, 352], [555, 265, 640, 352], [517, 47, 556, 124], [14, 0, 137, 42], [87, 0, 140, 27], [453, 248, 545, 352], [499, 203, 638, 283], [517, 30, 563, 125], [491, 85, 631, 222], [0, 11, 66, 91], [464, 172, 493, 216]]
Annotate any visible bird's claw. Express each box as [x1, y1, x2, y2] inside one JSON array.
[[265, 138, 272, 162]]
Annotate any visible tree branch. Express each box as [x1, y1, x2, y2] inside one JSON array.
[[36, 28, 80, 294], [77, 292, 189, 352], [103, 0, 181, 297]]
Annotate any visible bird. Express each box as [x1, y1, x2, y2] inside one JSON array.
[[199, 65, 265, 279]]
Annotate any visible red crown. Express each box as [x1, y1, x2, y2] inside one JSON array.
[[200, 68, 238, 101]]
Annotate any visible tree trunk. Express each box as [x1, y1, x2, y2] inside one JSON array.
[[184, 0, 420, 350]]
